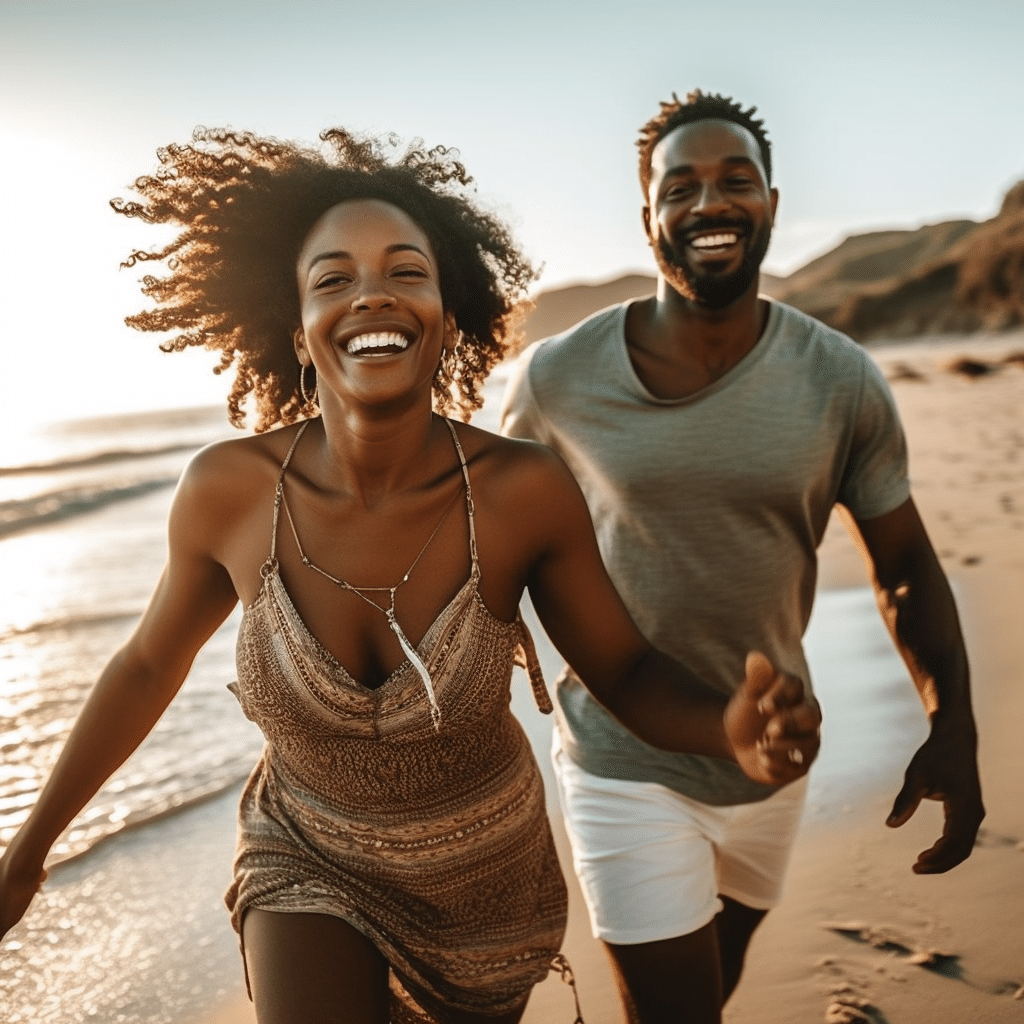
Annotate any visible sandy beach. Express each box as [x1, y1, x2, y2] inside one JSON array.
[[4, 329, 1022, 1024]]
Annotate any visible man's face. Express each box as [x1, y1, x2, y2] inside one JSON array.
[[644, 119, 778, 310]]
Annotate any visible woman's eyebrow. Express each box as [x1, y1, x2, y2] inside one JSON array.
[[307, 243, 430, 269]]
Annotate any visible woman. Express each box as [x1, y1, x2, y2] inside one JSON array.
[[0, 128, 819, 1023]]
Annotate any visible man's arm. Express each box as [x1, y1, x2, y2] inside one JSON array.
[[845, 497, 984, 873]]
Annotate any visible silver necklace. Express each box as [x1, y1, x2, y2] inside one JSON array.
[[280, 477, 462, 731]]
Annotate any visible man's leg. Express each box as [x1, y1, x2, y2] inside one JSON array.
[[552, 742, 807, 1022], [602, 897, 766, 1024], [712, 775, 808, 1001], [551, 743, 728, 1022], [604, 921, 723, 1024], [715, 895, 768, 1001]]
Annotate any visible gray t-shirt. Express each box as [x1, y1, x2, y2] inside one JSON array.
[[500, 299, 910, 805]]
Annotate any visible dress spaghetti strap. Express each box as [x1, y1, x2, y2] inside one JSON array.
[[266, 420, 311, 568], [442, 418, 480, 576]]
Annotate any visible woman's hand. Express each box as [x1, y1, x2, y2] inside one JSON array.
[[0, 852, 47, 942], [724, 651, 821, 785]]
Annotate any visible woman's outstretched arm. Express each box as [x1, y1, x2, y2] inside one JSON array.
[[515, 443, 820, 783], [0, 452, 240, 940]]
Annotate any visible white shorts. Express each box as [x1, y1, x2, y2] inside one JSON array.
[[552, 738, 807, 945]]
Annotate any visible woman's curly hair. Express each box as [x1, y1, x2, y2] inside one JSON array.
[[112, 127, 537, 431]]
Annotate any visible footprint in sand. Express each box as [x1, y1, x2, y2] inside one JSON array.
[[821, 920, 1024, 999], [945, 357, 1000, 379], [885, 362, 926, 383], [823, 995, 888, 1024], [814, 960, 891, 1023], [821, 921, 959, 976], [972, 826, 1023, 850]]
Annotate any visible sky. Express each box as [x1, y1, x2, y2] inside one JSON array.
[[2, 0, 1023, 432]]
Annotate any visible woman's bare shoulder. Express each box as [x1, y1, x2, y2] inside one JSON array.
[[172, 423, 307, 532], [452, 421, 584, 525], [454, 421, 568, 481]]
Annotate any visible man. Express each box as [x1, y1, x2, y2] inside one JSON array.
[[500, 90, 984, 1023]]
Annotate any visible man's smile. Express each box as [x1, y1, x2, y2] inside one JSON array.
[[681, 220, 750, 261], [690, 231, 740, 252]]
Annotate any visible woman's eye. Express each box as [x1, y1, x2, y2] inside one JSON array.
[[393, 266, 428, 278], [315, 273, 350, 289]]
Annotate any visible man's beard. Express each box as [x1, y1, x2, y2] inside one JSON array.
[[655, 218, 772, 310]]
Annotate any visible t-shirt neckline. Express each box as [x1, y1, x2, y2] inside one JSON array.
[[615, 298, 783, 406]]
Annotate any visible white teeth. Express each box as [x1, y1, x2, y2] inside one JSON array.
[[346, 332, 410, 355], [691, 233, 739, 248]]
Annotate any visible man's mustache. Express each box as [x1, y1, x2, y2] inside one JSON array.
[[674, 217, 752, 242]]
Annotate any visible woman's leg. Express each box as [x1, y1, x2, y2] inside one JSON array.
[[242, 909, 390, 1024], [243, 908, 535, 1024], [443, 999, 529, 1024]]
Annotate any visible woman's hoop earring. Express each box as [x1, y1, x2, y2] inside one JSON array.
[[440, 331, 463, 384], [300, 363, 318, 406]]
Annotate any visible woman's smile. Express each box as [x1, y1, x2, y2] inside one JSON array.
[[344, 331, 411, 356]]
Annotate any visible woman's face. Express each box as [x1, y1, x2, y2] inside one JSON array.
[[294, 198, 450, 413]]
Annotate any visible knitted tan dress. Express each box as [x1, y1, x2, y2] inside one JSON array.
[[225, 421, 568, 1021]]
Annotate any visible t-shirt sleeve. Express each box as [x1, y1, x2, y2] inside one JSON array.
[[837, 354, 911, 520], [499, 345, 550, 444]]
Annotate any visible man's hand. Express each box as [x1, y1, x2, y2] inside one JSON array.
[[886, 727, 985, 873], [852, 500, 984, 874], [725, 651, 821, 785]]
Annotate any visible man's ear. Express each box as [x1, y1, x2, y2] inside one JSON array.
[[769, 187, 779, 226], [641, 205, 653, 244]]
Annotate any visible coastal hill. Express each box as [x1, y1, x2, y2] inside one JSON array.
[[773, 178, 1024, 340], [522, 178, 1024, 345]]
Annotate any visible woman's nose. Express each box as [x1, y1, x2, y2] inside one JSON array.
[[351, 279, 396, 311]]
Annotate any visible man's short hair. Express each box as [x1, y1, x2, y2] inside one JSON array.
[[637, 90, 773, 194]]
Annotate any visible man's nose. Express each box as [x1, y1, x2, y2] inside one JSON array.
[[691, 182, 729, 215]]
